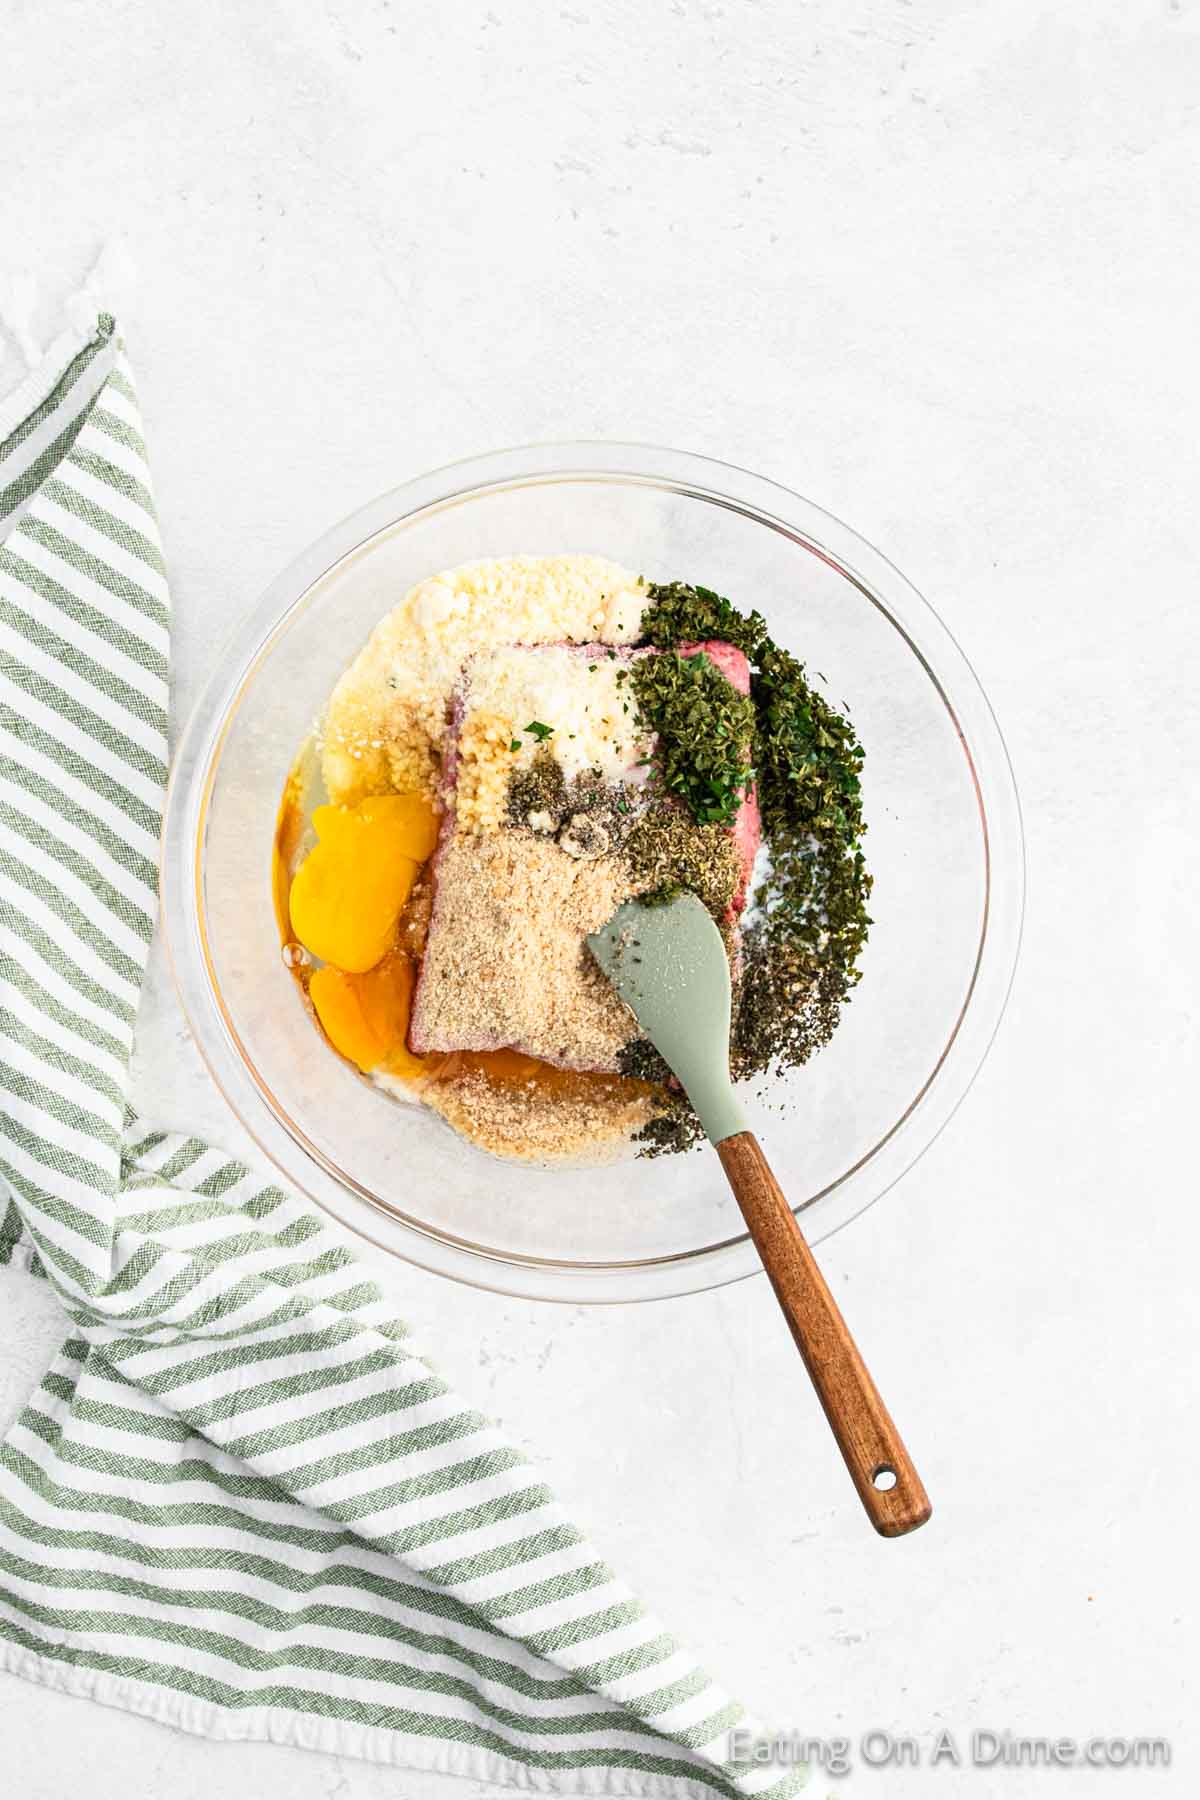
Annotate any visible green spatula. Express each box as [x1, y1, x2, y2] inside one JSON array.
[[588, 893, 931, 1537]]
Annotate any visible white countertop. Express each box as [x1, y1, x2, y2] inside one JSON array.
[[2, 2, 1197, 1794]]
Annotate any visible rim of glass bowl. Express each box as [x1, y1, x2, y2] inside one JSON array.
[[161, 442, 1025, 1305]]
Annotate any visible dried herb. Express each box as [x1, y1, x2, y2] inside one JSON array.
[[731, 935, 842, 1077], [638, 579, 768, 659], [615, 1039, 705, 1156], [628, 651, 755, 826], [617, 1035, 670, 1083], [506, 752, 567, 826], [632, 1093, 705, 1157], [622, 803, 740, 919], [744, 639, 872, 1073]]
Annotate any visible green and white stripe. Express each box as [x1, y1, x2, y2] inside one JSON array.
[[0, 313, 799, 1795]]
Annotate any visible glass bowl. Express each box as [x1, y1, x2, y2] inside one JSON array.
[[161, 443, 1024, 1303]]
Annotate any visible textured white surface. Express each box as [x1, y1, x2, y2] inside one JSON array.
[[2, 1, 1198, 1794]]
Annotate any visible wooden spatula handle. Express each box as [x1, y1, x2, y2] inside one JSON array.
[[717, 1131, 931, 1537]]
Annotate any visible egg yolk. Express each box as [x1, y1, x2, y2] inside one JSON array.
[[309, 951, 429, 1076], [289, 793, 438, 973], [460, 1049, 545, 1084]]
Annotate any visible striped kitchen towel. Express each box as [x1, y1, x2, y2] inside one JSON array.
[[0, 298, 799, 1797]]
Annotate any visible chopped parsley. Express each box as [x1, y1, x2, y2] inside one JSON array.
[[628, 651, 755, 826], [638, 580, 767, 659], [524, 720, 554, 742]]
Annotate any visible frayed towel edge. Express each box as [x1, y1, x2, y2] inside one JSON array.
[[0, 1642, 744, 1800]]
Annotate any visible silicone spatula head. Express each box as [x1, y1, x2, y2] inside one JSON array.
[[586, 894, 746, 1146]]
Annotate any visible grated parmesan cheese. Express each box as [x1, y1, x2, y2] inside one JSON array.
[[320, 555, 647, 805]]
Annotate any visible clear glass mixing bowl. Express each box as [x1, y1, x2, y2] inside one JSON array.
[[161, 443, 1024, 1302]]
